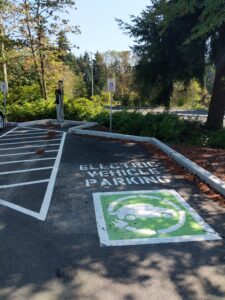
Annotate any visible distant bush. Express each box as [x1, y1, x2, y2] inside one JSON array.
[[7, 99, 55, 122], [90, 93, 110, 106], [171, 80, 209, 109], [65, 98, 103, 121]]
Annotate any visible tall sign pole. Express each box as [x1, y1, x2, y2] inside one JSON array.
[[0, 10, 8, 118], [89, 52, 94, 97], [107, 78, 116, 132], [109, 92, 112, 132]]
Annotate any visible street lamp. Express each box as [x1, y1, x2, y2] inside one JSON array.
[[89, 51, 95, 96]]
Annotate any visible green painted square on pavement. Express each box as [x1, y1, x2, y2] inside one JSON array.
[[93, 190, 221, 246]]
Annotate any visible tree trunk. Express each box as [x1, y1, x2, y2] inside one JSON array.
[[24, 0, 44, 98], [0, 22, 8, 86], [206, 64, 225, 130], [36, 0, 47, 100], [39, 52, 47, 99]]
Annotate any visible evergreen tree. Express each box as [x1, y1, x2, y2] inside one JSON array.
[[75, 52, 92, 97], [119, 0, 225, 129], [57, 30, 71, 62], [93, 52, 106, 95]]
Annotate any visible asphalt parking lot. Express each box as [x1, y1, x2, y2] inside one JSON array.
[[0, 126, 225, 300]]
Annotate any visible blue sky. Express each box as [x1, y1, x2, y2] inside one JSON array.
[[68, 0, 151, 55]]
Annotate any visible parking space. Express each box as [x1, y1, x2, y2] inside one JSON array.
[[0, 126, 66, 220], [0, 130, 225, 300]]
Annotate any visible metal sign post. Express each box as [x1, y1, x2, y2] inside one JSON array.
[[109, 92, 112, 132], [107, 78, 116, 132]]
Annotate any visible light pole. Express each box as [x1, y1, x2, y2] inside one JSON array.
[[89, 51, 94, 96], [0, 10, 8, 117]]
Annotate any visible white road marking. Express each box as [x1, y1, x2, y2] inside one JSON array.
[[39, 132, 66, 221], [0, 150, 58, 157], [0, 166, 53, 175], [0, 157, 56, 165], [0, 134, 61, 141], [0, 199, 41, 219], [0, 144, 60, 151], [0, 126, 66, 221], [0, 179, 49, 189], [0, 127, 17, 138], [0, 138, 61, 146]]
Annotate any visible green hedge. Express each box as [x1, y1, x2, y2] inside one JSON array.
[[5, 100, 225, 149], [65, 98, 103, 121], [6, 98, 103, 122], [7, 100, 55, 122], [94, 111, 225, 149]]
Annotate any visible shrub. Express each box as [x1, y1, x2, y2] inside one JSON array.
[[7, 97, 104, 122], [94, 110, 225, 149], [65, 98, 103, 121], [7, 98, 55, 122], [91, 93, 110, 105], [207, 129, 225, 149], [5, 100, 225, 150]]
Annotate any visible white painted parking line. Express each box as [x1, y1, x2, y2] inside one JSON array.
[[0, 127, 17, 138], [0, 166, 53, 175], [0, 157, 56, 165], [0, 179, 49, 189], [39, 132, 66, 221], [0, 144, 60, 151], [0, 150, 58, 157], [0, 134, 61, 141], [0, 138, 61, 146], [0, 126, 66, 221], [0, 199, 40, 219]]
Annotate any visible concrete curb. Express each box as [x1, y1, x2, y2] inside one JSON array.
[[68, 122, 98, 131], [5, 118, 94, 128], [69, 126, 225, 197], [14, 119, 89, 127], [17, 119, 55, 127], [5, 121, 17, 127]]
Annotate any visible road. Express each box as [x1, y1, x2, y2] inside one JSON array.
[[0, 125, 225, 300]]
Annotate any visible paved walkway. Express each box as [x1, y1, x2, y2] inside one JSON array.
[[0, 127, 224, 300]]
